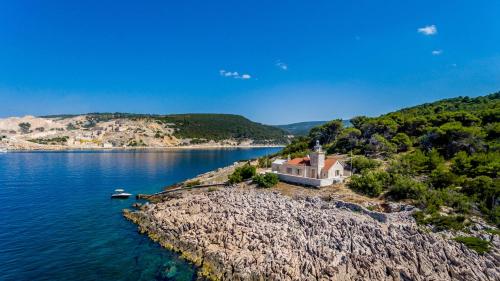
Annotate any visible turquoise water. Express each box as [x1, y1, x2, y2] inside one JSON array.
[[0, 148, 281, 281]]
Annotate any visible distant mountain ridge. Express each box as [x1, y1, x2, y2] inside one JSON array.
[[276, 120, 351, 136]]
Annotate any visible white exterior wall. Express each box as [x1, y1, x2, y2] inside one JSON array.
[[276, 173, 342, 187]]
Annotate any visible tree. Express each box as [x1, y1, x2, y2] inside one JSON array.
[[308, 119, 343, 146], [18, 122, 31, 134], [348, 170, 390, 197], [420, 122, 486, 158], [329, 127, 361, 154], [253, 173, 279, 188], [392, 132, 412, 152], [228, 164, 256, 184], [387, 175, 426, 200], [365, 134, 396, 157], [351, 156, 380, 173]]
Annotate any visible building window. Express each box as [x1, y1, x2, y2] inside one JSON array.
[[335, 170, 340, 176], [286, 168, 292, 174], [296, 169, 301, 175], [311, 169, 315, 178]]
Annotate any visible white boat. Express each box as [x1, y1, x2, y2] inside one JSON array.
[[0, 148, 7, 153], [111, 188, 132, 199]]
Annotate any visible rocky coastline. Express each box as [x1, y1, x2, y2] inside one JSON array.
[[125, 185, 499, 281]]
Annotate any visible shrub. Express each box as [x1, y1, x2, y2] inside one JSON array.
[[228, 172, 242, 184], [453, 236, 491, 254], [257, 157, 272, 168], [253, 173, 279, 188], [348, 170, 390, 197], [18, 122, 31, 134], [387, 175, 426, 200], [351, 156, 380, 173], [387, 149, 428, 176], [228, 164, 256, 184], [185, 180, 201, 187], [392, 132, 412, 152], [414, 212, 468, 231], [428, 165, 459, 189], [365, 134, 397, 157]]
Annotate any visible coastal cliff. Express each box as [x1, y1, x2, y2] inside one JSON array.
[[0, 113, 288, 150], [125, 186, 499, 281]]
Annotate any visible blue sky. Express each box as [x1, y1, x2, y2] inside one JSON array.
[[0, 1, 499, 124]]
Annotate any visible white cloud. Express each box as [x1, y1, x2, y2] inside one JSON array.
[[275, 61, 288, 70], [219, 70, 251, 80], [432, 49, 443, 56], [418, 25, 437, 35]]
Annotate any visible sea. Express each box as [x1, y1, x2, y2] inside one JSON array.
[[0, 148, 281, 281]]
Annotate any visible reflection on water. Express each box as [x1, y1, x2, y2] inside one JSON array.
[[0, 148, 281, 281]]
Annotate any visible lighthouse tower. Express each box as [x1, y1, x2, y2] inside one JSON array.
[[309, 140, 325, 178]]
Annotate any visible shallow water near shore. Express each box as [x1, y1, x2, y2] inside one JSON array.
[[0, 148, 280, 281]]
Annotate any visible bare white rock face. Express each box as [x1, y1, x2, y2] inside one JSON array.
[[129, 188, 500, 281]]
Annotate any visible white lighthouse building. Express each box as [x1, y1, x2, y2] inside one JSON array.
[[271, 140, 348, 187]]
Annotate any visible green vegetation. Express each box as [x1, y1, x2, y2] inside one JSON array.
[[275, 121, 328, 136], [18, 122, 31, 134], [275, 120, 352, 136], [228, 164, 257, 184], [127, 139, 146, 147], [414, 212, 468, 231], [257, 156, 272, 168], [185, 180, 201, 187], [44, 113, 289, 144], [157, 114, 287, 144], [351, 156, 380, 173], [453, 236, 491, 254], [66, 123, 77, 130], [253, 173, 279, 188], [279, 92, 500, 230], [28, 136, 69, 145], [349, 171, 390, 197]]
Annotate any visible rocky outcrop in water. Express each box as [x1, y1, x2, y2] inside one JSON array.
[[125, 188, 499, 281]]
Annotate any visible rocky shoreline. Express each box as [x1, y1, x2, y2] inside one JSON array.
[[125, 186, 499, 281]]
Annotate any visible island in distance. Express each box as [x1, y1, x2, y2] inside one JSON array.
[[0, 113, 291, 150]]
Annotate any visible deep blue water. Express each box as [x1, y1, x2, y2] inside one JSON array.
[[0, 148, 281, 281]]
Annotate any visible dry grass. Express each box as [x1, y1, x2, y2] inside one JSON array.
[[258, 181, 384, 207]]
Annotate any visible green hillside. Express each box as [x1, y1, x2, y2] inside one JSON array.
[[43, 113, 288, 144], [276, 120, 351, 136], [157, 114, 288, 144], [280, 92, 500, 228], [275, 121, 328, 136]]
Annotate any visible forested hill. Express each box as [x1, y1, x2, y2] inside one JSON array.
[[158, 114, 288, 142], [280, 92, 499, 231], [1, 113, 288, 149], [275, 120, 351, 136], [275, 121, 328, 136], [38, 113, 288, 143]]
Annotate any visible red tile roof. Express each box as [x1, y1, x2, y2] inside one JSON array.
[[322, 157, 339, 173], [287, 157, 310, 166], [286, 156, 341, 171]]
